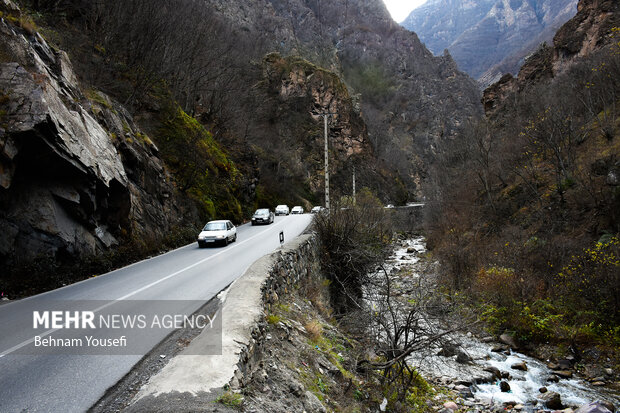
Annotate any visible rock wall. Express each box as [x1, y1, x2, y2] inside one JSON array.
[[0, 2, 190, 271], [232, 232, 322, 388]]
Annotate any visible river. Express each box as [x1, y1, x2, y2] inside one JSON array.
[[378, 236, 619, 412]]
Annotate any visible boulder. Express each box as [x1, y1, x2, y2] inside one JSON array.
[[511, 362, 528, 371], [499, 333, 519, 349], [555, 370, 573, 379], [541, 391, 563, 410], [443, 401, 458, 411], [500, 381, 511, 392], [455, 350, 472, 364], [484, 366, 502, 380], [454, 384, 473, 398], [558, 359, 574, 370], [574, 401, 613, 413], [437, 344, 458, 357]]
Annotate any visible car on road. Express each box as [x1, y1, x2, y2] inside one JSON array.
[[291, 206, 304, 214], [197, 220, 237, 247], [275, 204, 290, 216], [252, 208, 275, 225], [310, 206, 325, 214]]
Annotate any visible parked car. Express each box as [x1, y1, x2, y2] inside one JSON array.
[[252, 208, 274, 225], [291, 206, 304, 214], [197, 220, 237, 247], [310, 206, 325, 214], [275, 204, 290, 216]]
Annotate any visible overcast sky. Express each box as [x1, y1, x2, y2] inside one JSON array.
[[382, 0, 428, 22]]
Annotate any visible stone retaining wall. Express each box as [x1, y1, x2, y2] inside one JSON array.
[[231, 232, 322, 388]]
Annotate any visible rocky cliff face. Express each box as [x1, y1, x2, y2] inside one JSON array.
[[482, 0, 619, 116], [402, 0, 578, 82], [401, 0, 497, 54], [0, 2, 190, 271], [205, 0, 483, 199]]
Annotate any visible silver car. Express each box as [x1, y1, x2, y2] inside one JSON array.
[[251, 208, 274, 225], [275, 204, 290, 215], [197, 220, 237, 247]]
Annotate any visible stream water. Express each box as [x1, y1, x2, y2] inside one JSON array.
[[383, 237, 620, 411]]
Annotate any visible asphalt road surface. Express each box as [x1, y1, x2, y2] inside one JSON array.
[[0, 214, 312, 413]]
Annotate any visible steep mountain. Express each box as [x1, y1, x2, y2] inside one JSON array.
[[482, 0, 620, 115], [402, 0, 578, 81], [201, 0, 483, 198], [401, 0, 497, 55]]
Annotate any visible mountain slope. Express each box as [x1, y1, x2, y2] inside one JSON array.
[[172, 0, 483, 199], [426, 0, 620, 343], [402, 0, 578, 81]]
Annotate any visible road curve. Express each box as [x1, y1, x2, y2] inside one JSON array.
[[0, 214, 312, 413]]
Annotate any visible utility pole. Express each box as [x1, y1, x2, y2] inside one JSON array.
[[352, 164, 356, 204], [321, 113, 335, 211]]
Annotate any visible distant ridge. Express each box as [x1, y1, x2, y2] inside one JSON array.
[[401, 0, 578, 83]]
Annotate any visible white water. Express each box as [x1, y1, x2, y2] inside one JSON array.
[[471, 347, 619, 408]]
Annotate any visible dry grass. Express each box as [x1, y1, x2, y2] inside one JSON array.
[[304, 319, 323, 342]]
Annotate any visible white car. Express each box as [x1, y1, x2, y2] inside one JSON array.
[[275, 204, 290, 215], [311, 206, 325, 214], [291, 206, 304, 214], [197, 220, 237, 247]]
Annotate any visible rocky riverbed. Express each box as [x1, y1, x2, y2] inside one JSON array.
[[385, 236, 620, 412]]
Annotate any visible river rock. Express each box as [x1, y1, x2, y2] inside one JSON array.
[[443, 401, 458, 410], [406, 247, 416, 253], [455, 350, 472, 364], [500, 381, 511, 392], [437, 344, 458, 357], [484, 366, 502, 380], [540, 391, 563, 410], [511, 362, 528, 371], [539, 386, 548, 393], [547, 375, 560, 383], [454, 384, 473, 398], [574, 401, 613, 413], [499, 333, 520, 349], [491, 344, 509, 353], [555, 370, 573, 379]]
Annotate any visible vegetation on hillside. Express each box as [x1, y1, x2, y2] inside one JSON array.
[[425, 33, 620, 346]]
